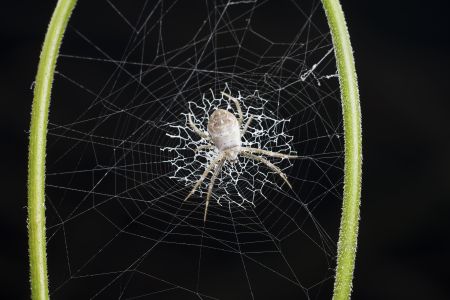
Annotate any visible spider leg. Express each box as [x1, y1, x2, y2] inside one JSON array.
[[221, 92, 243, 125], [204, 159, 225, 221], [241, 152, 292, 189], [188, 113, 209, 140], [240, 147, 301, 160], [195, 144, 215, 153], [184, 153, 225, 201], [241, 115, 254, 137]]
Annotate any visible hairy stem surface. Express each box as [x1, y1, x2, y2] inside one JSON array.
[[321, 0, 363, 299], [27, 0, 77, 299]]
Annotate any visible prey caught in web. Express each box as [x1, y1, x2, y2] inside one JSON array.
[[163, 85, 306, 221]]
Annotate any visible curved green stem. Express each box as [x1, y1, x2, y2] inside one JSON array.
[[28, 1, 360, 299], [321, 0, 363, 299], [27, 0, 77, 299]]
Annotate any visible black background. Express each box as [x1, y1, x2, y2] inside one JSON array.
[[1, 0, 449, 299]]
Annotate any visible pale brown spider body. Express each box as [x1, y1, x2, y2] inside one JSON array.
[[185, 92, 298, 221], [207, 109, 241, 161]]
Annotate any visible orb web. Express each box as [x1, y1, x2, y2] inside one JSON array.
[[44, 0, 344, 299], [163, 85, 298, 210]]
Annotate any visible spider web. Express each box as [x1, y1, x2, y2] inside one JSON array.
[[163, 85, 298, 209], [45, 0, 344, 299]]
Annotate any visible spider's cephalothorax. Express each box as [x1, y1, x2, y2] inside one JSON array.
[[186, 92, 299, 221]]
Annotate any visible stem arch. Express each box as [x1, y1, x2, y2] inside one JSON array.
[[27, 1, 362, 300]]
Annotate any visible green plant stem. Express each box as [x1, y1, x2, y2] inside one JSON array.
[[27, 0, 77, 299], [27, 1, 360, 299], [321, 0, 362, 299]]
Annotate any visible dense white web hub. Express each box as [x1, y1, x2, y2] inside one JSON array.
[[163, 84, 296, 209]]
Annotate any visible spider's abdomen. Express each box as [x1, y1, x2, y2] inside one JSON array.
[[207, 109, 241, 151]]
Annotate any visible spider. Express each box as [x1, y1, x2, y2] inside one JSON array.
[[185, 92, 299, 221]]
